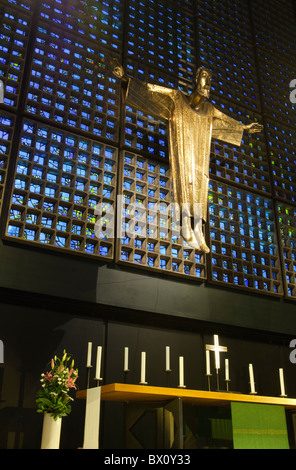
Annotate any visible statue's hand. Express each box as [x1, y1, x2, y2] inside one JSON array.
[[245, 122, 263, 134], [105, 56, 126, 80]]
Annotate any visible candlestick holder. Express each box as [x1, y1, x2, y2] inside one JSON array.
[[249, 383, 257, 395], [206, 373, 212, 391], [85, 365, 92, 389], [139, 380, 148, 385], [280, 393, 288, 398], [94, 377, 103, 387], [225, 378, 231, 392], [123, 369, 130, 383], [165, 369, 171, 388], [215, 369, 220, 391], [178, 384, 186, 389]]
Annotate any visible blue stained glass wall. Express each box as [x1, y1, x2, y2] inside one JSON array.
[[0, 111, 15, 214], [8, 118, 117, 257], [0, 0, 296, 299], [0, 2, 32, 109]]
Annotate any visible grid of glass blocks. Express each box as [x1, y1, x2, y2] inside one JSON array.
[[25, 23, 121, 141], [0, 110, 15, 214], [277, 202, 296, 299], [257, 50, 296, 128], [116, 150, 207, 280], [195, 0, 252, 43], [1, 0, 34, 12], [208, 180, 283, 296], [266, 120, 296, 203], [6, 119, 117, 259], [251, 0, 296, 66], [39, 0, 123, 51], [122, 61, 192, 160], [198, 20, 260, 111], [0, 3, 31, 109], [209, 96, 270, 194], [127, 0, 196, 83], [124, 103, 168, 160], [173, 0, 193, 12]]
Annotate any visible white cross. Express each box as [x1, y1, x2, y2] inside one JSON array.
[[205, 335, 227, 370]]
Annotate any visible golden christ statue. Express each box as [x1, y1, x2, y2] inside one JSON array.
[[110, 59, 263, 252]]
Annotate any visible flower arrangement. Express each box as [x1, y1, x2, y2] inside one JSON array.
[[36, 350, 79, 421]]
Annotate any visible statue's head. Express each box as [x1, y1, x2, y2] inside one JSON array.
[[194, 67, 212, 99]]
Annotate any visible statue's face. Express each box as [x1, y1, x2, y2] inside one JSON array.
[[196, 69, 211, 99]]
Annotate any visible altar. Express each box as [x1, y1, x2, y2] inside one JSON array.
[[77, 383, 296, 449]]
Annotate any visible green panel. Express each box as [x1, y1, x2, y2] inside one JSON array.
[[231, 402, 289, 449]]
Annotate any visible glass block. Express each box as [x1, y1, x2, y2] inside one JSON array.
[[196, 0, 252, 42], [257, 50, 296, 128], [276, 202, 296, 299], [122, 61, 193, 159], [266, 119, 296, 202], [198, 20, 260, 110], [5, 118, 118, 259], [0, 3, 31, 108], [4, 0, 34, 10], [209, 98, 270, 193], [127, 0, 196, 83], [252, 0, 296, 66], [0, 111, 15, 215], [25, 22, 121, 141], [208, 180, 283, 296], [116, 150, 207, 281], [39, 0, 123, 51]]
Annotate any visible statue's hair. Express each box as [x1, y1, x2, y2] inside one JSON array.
[[194, 66, 212, 84]]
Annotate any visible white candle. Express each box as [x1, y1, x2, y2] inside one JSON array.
[[140, 352, 146, 383], [124, 347, 129, 372], [249, 363, 256, 393], [206, 350, 211, 375], [179, 356, 184, 387], [86, 342, 92, 367], [279, 368, 286, 396], [165, 346, 170, 371], [95, 346, 102, 379], [225, 358, 229, 381]]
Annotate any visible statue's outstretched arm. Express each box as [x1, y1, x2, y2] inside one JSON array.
[[104, 56, 128, 82], [243, 122, 264, 134]]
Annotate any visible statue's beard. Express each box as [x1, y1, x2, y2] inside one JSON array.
[[198, 87, 210, 99]]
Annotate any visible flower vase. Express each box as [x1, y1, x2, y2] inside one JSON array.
[[41, 413, 62, 449]]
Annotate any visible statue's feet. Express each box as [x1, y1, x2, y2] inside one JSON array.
[[200, 241, 210, 253], [181, 216, 210, 253], [195, 231, 210, 253], [185, 234, 201, 251], [181, 219, 193, 243]]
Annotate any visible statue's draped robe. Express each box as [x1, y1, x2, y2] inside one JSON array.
[[126, 79, 244, 222]]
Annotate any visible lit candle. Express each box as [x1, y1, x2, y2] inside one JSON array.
[[140, 352, 146, 384], [95, 346, 102, 379], [124, 347, 129, 372], [206, 350, 211, 375], [279, 368, 286, 396], [165, 346, 170, 371], [179, 356, 184, 387], [225, 358, 229, 381], [86, 342, 92, 367], [249, 363, 256, 394]]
